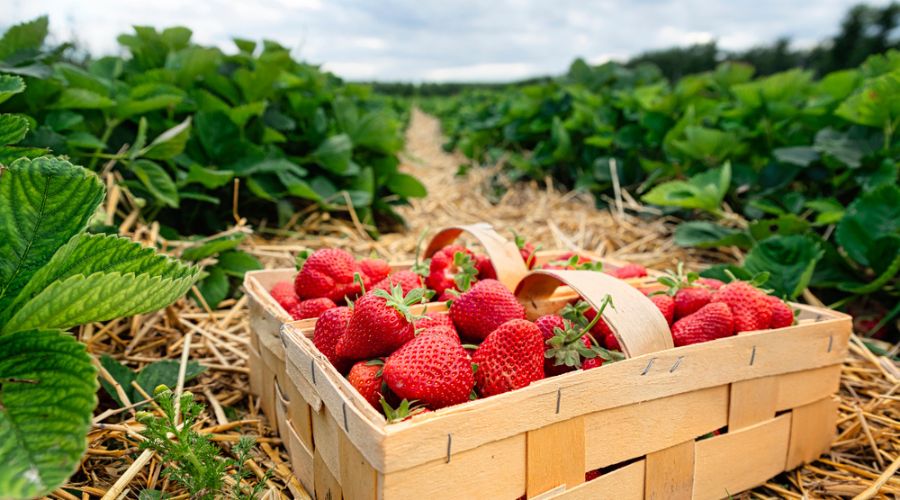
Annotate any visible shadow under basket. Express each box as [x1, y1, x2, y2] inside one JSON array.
[[272, 270, 851, 499]]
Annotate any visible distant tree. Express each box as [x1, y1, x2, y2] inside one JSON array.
[[627, 42, 719, 81]]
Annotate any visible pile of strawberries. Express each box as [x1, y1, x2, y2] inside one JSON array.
[[265, 239, 796, 422]]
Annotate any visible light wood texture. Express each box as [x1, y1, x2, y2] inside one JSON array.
[[693, 414, 791, 499], [645, 440, 695, 500], [257, 325, 286, 389], [274, 381, 293, 455], [379, 434, 526, 499], [285, 418, 315, 495], [526, 418, 586, 497], [786, 397, 838, 469], [314, 448, 343, 500], [340, 432, 378, 500], [584, 385, 728, 469], [247, 345, 264, 397], [547, 460, 645, 500], [516, 270, 674, 357], [728, 376, 777, 430], [284, 347, 323, 412], [311, 404, 342, 480], [379, 318, 848, 473], [776, 364, 842, 411], [282, 369, 315, 451], [423, 223, 529, 290]]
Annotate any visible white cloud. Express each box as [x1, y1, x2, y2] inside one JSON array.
[[424, 63, 538, 82]]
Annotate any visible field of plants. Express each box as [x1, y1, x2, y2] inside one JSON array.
[[0, 9, 898, 500]]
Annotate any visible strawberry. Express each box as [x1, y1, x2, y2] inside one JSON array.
[[472, 319, 545, 397], [712, 280, 772, 333], [608, 263, 648, 279], [290, 297, 337, 320], [270, 281, 300, 312], [313, 306, 352, 372], [415, 310, 454, 331], [544, 296, 621, 375], [417, 324, 461, 344], [347, 360, 384, 408], [359, 258, 391, 284], [671, 302, 734, 347], [295, 248, 358, 302], [512, 230, 539, 269], [450, 279, 526, 340], [542, 252, 600, 271], [474, 254, 497, 280], [426, 245, 478, 295], [337, 286, 432, 360], [585, 469, 602, 481], [765, 295, 794, 329], [674, 287, 712, 320], [604, 332, 621, 351], [582, 357, 603, 370], [379, 398, 429, 423], [536, 315, 586, 376], [649, 294, 675, 325], [383, 331, 474, 409], [562, 300, 624, 352], [697, 277, 724, 290], [374, 270, 423, 295]]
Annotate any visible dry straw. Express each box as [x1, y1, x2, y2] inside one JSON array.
[[55, 110, 898, 499]]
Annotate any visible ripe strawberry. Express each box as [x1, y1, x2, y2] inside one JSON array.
[[512, 231, 538, 269], [649, 294, 675, 325], [472, 319, 544, 397], [712, 281, 772, 333], [374, 270, 423, 295], [450, 279, 526, 340], [347, 360, 384, 408], [671, 302, 734, 347], [604, 331, 621, 351], [337, 286, 431, 360], [417, 324, 461, 344], [765, 295, 794, 329], [697, 277, 724, 290], [359, 258, 391, 284], [474, 254, 497, 280], [536, 315, 585, 376], [383, 332, 474, 409], [674, 287, 712, 320], [295, 248, 358, 302], [415, 310, 454, 330], [608, 263, 648, 279], [426, 245, 478, 295], [541, 252, 599, 271], [290, 297, 337, 320], [270, 281, 300, 312], [582, 357, 603, 369], [585, 469, 602, 481], [313, 306, 352, 372]]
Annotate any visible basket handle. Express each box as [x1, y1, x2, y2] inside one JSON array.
[[515, 269, 673, 358], [424, 223, 529, 291]]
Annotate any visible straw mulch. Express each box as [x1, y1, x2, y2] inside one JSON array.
[[55, 109, 898, 500]]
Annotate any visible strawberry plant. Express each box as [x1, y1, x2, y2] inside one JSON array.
[[0, 156, 198, 499]]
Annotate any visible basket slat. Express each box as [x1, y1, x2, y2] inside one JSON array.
[[645, 441, 695, 499], [314, 448, 342, 500], [786, 397, 839, 469], [548, 460, 645, 500], [728, 376, 777, 430], [285, 419, 315, 496], [776, 364, 842, 410], [339, 432, 378, 500], [526, 418, 586, 496]]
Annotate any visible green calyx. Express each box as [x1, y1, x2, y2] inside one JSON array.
[[656, 262, 700, 296], [550, 295, 616, 368], [546, 254, 602, 271], [295, 248, 312, 271], [452, 251, 478, 292], [379, 397, 426, 423], [373, 283, 434, 322], [411, 228, 431, 277]]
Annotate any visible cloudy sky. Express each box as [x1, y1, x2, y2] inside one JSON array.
[[4, 0, 888, 81]]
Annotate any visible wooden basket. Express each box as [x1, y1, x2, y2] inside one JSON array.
[[278, 269, 851, 499]]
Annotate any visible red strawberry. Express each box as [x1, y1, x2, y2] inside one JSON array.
[[582, 357, 603, 369], [415, 310, 454, 331], [383, 332, 474, 409], [347, 360, 384, 408], [649, 294, 675, 325], [512, 231, 539, 269], [674, 287, 712, 320], [359, 258, 391, 284], [536, 315, 581, 376], [712, 281, 772, 333], [472, 319, 544, 397], [608, 263, 648, 279], [542, 252, 596, 270], [450, 279, 526, 340], [426, 245, 478, 295], [374, 270, 423, 295], [290, 297, 337, 320], [295, 248, 358, 302], [671, 302, 734, 346], [474, 254, 497, 280], [585, 469, 602, 481], [313, 306, 352, 372], [604, 332, 620, 351], [765, 296, 794, 329], [697, 277, 725, 290], [337, 286, 431, 360], [270, 281, 300, 312], [416, 324, 461, 344]]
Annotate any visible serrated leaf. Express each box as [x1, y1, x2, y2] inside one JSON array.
[[743, 235, 824, 299], [673, 221, 753, 249], [0, 16, 48, 61], [641, 163, 730, 213], [0, 114, 28, 145], [216, 250, 262, 278], [0, 75, 26, 105], [140, 117, 191, 160], [836, 71, 900, 129], [130, 159, 179, 208], [313, 134, 353, 174], [835, 184, 900, 268], [0, 157, 105, 316], [0, 329, 97, 499], [194, 266, 229, 308], [51, 88, 115, 109]]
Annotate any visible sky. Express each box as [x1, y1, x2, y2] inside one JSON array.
[[3, 0, 890, 82]]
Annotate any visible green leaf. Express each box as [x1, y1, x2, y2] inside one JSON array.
[[773, 146, 818, 167], [673, 221, 753, 249], [51, 88, 115, 110], [0, 16, 48, 61], [671, 126, 740, 164], [641, 163, 730, 213], [0, 157, 105, 316], [181, 233, 245, 261], [0, 329, 97, 499], [216, 250, 262, 278], [99, 355, 136, 407], [835, 184, 900, 268], [65, 131, 106, 150], [140, 117, 191, 160], [0, 114, 29, 145], [184, 164, 233, 189], [0, 75, 26, 106], [313, 134, 353, 174], [743, 235, 824, 299], [836, 71, 900, 129], [130, 159, 179, 208], [748, 215, 811, 240], [388, 172, 427, 198], [195, 266, 229, 308]]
